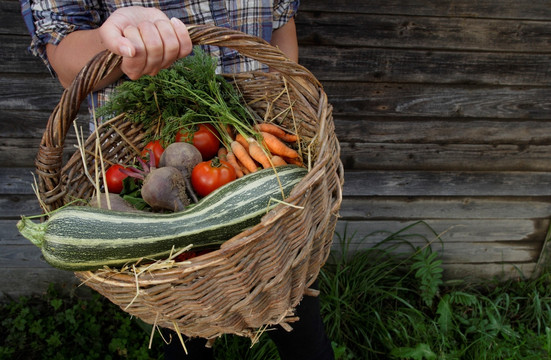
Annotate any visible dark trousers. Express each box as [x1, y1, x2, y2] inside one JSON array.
[[164, 281, 334, 360]]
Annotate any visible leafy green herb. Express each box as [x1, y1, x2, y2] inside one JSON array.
[[119, 176, 149, 211], [97, 47, 255, 147]]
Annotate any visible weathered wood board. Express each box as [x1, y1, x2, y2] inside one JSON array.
[[294, 0, 551, 281], [2, 0, 551, 299]]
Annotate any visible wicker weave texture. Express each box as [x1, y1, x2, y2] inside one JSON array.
[[36, 25, 343, 339]]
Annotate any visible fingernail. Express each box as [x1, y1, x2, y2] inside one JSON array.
[[119, 45, 132, 57], [171, 17, 184, 27]]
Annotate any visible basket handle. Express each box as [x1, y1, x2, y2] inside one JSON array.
[[35, 24, 321, 210]]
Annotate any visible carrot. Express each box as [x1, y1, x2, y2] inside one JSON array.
[[284, 156, 303, 167], [231, 140, 258, 173], [217, 147, 228, 161], [234, 156, 250, 175], [226, 151, 244, 178], [270, 155, 287, 167], [260, 131, 301, 160], [235, 133, 249, 151], [247, 138, 272, 169], [254, 123, 298, 142], [281, 134, 298, 143], [226, 125, 235, 140]]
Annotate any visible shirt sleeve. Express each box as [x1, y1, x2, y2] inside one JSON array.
[[25, 0, 104, 74], [272, 0, 299, 30]]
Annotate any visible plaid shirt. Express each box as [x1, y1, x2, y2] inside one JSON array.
[[21, 0, 299, 111]]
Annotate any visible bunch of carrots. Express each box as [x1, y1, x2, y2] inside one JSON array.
[[219, 122, 302, 178]]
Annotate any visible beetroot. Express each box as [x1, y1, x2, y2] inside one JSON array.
[[141, 166, 190, 212], [90, 193, 142, 213], [159, 142, 202, 176]]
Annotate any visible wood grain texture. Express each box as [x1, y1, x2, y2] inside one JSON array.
[[325, 83, 551, 120], [0, 196, 41, 219], [0, 243, 47, 268], [1, 36, 51, 74], [0, 267, 82, 299], [335, 219, 544, 245], [296, 12, 551, 52], [300, 46, 551, 86], [0, 168, 36, 195], [442, 263, 536, 281], [0, 1, 29, 35], [0, 137, 81, 167], [340, 197, 551, 220], [0, 219, 31, 245], [0, 75, 65, 111], [343, 170, 551, 197], [334, 117, 551, 144], [299, 0, 551, 20], [340, 143, 551, 171]]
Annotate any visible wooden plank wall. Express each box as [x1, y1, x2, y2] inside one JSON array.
[[2, 0, 551, 298], [0, 0, 76, 298], [295, 0, 551, 280]]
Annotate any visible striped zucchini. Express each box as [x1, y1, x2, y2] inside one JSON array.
[[17, 165, 307, 271]]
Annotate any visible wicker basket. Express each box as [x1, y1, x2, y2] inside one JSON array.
[[35, 25, 343, 340]]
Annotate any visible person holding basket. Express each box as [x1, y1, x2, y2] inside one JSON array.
[[21, 1, 335, 359]]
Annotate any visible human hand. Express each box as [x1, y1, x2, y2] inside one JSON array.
[[99, 6, 193, 80]]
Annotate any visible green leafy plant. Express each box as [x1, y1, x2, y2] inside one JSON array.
[[0, 284, 163, 359], [97, 46, 255, 147], [412, 246, 443, 308], [390, 343, 436, 360]]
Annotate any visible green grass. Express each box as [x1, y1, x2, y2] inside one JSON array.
[[2, 222, 551, 359], [319, 223, 551, 360]]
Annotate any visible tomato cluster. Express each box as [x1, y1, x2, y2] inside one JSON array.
[[104, 123, 235, 197]]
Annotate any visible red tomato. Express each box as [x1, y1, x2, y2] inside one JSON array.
[[191, 158, 237, 197], [104, 164, 128, 194], [175, 251, 197, 262], [175, 123, 220, 160], [174, 249, 212, 262], [141, 140, 164, 167]]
